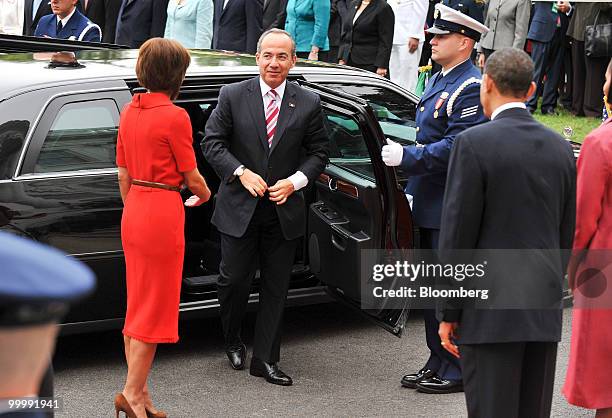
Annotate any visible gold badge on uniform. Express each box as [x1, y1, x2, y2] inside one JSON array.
[[434, 92, 449, 119]]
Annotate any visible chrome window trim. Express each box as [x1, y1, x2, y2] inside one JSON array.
[[14, 167, 118, 182], [14, 87, 126, 179]]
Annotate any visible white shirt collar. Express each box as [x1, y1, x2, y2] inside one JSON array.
[[442, 59, 469, 77], [259, 78, 286, 101], [57, 7, 77, 28], [491, 102, 527, 120]]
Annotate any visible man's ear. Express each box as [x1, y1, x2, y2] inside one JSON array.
[[482, 73, 493, 93], [525, 81, 536, 100]]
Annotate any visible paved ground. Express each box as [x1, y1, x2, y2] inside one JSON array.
[[54, 304, 591, 417]]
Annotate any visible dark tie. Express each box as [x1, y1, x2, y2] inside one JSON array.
[[432, 73, 443, 87], [56, 20, 63, 34]]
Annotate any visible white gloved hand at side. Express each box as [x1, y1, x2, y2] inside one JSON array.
[[381, 138, 403, 166]]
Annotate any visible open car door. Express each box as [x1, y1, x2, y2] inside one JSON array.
[[299, 81, 413, 337]]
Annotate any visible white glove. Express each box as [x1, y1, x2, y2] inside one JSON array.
[[381, 138, 403, 166]]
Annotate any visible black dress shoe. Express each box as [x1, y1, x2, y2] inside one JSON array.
[[541, 108, 558, 116], [225, 343, 246, 370], [416, 375, 463, 394], [249, 357, 293, 386], [400, 368, 435, 388]]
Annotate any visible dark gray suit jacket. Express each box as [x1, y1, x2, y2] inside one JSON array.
[[114, 0, 168, 48], [263, 0, 287, 30], [202, 77, 328, 240], [439, 108, 576, 344], [212, 0, 263, 54], [84, 0, 121, 43]]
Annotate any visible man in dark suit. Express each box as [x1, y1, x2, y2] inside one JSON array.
[[263, 0, 287, 31], [34, 0, 101, 42], [114, 0, 168, 48], [438, 48, 576, 417], [83, 0, 121, 43], [327, 0, 348, 63], [202, 29, 328, 386], [526, 1, 571, 115], [382, 3, 488, 394], [212, 0, 263, 54]]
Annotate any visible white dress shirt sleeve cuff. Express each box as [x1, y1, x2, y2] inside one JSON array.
[[288, 171, 308, 191], [233, 165, 244, 176]]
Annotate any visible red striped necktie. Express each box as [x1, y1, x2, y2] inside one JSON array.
[[265, 89, 279, 148]]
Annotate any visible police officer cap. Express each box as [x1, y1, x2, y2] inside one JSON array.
[[0, 232, 95, 327], [427, 3, 489, 41]]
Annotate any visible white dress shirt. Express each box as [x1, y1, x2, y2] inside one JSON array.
[[442, 59, 469, 77], [490, 102, 527, 120], [233, 78, 308, 191], [57, 7, 77, 30]]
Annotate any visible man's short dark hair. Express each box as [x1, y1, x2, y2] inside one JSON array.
[[484, 48, 534, 97]]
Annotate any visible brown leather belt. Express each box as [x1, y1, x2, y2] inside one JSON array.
[[132, 179, 181, 192]]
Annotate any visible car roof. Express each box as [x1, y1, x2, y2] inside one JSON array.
[[0, 49, 376, 101]]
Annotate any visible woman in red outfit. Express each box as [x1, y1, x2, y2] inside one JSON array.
[[564, 59, 612, 418], [114, 38, 211, 418]]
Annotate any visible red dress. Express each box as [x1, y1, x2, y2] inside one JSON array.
[[116, 93, 196, 343], [563, 118, 612, 409]]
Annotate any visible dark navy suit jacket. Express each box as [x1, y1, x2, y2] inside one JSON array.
[[34, 9, 101, 42], [114, 0, 168, 48], [527, 1, 558, 43], [212, 0, 263, 54]]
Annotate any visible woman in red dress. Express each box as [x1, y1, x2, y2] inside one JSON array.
[[563, 59, 612, 418], [114, 38, 211, 418]]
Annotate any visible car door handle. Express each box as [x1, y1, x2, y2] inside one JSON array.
[[330, 224, 350, 251], [317, 174, 359, 198]]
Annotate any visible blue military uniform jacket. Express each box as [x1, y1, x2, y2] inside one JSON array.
[[401, 59, 487, 229], [34, 9, 101, 42]]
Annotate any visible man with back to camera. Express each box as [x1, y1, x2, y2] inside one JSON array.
[[202, 29, 328, 386], [438, 48, 576, 417], [381, 3, 488, 394], [34, 0, 101, 42]]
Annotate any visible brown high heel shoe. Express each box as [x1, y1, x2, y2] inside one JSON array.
[[114, 393, 137, 418], [145, 407, 167, 418]]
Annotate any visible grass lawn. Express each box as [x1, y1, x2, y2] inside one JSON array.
[[532, 106, 602, 143]]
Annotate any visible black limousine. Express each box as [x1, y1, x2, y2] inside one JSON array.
[[0, 35, 423, 336]]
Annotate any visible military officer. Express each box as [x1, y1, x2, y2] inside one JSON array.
[[381, 3, 488, 394], [0, 232, 95, 418]]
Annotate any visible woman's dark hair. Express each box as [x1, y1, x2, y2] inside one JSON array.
[[484, 48, 534, 97], [136, 38, 191, 100]]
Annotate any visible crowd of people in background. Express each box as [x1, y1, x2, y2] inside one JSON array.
[[0, 0, 609, 117]]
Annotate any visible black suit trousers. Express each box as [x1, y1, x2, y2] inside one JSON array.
[[217, 197, 298, 363], [460, 341, 558, 418]]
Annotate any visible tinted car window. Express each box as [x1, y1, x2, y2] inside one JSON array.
[[323, 108, 375, 182], [322, 84, 417, 145], [322, 83, 417, 182], [0, 120, 29, 179], [34, 99, 119, 173]]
